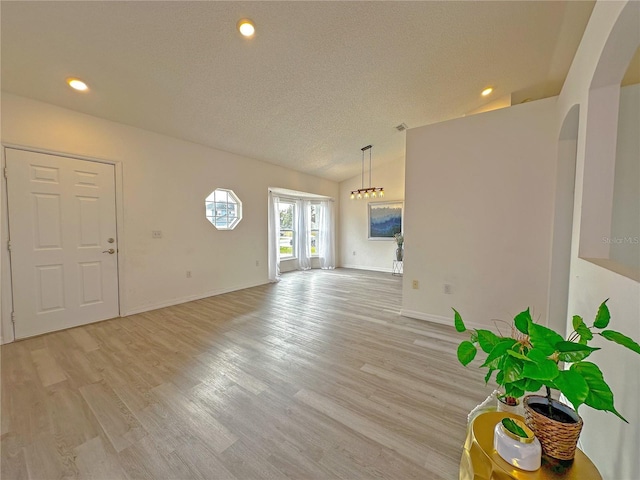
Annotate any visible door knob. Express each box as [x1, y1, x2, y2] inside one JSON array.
[[102, 248, 115, 254]]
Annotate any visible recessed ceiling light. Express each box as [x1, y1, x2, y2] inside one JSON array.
[[481, 87, 493, 96], [67, 78, 89, 91], [237, 19, 255, 37]]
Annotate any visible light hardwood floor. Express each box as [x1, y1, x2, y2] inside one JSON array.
[[1, 268, 489, 479]]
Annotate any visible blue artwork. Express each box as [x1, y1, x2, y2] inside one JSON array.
[[368, 201, 403, 239]]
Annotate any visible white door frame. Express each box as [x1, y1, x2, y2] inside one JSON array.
[[1, 144, 126, 344]]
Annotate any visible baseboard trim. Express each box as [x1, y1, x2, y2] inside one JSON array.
[[341, 264, 393, 273], [123, 280, 269, 316], [400, 309, 486, 331]]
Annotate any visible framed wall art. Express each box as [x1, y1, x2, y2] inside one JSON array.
[[368, 201, 403, 240]]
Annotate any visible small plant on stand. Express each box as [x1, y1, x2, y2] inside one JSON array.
[[453, 299, 640, 462]]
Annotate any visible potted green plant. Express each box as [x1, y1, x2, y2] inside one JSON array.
[[393, 233, 404, 261], [454, 299, 640, 461]]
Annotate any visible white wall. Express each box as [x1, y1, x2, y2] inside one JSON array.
[[339, 155, 405, 272], [401, 97, 557, 328], [557, 2, 640, 477], [611, 83, 640, 270], [1, 93, 339, 343]]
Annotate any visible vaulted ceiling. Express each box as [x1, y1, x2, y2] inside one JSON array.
[[1, 1, 595, 182]]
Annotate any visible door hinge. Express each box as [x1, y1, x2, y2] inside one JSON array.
[[3, 166, 7, 179], [7, 240, 11, 252], [11, 312, 15, 324]]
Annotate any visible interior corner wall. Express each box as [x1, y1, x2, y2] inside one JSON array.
[[339, 155, 405, 272], [556, 1, 640, 478], [0, 93, 339, 343], [401, 97, 557, 328]]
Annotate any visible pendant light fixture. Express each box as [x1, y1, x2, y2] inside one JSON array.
[[350, 145, 384, 200]]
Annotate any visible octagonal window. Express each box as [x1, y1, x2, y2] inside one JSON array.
[[205, 188, 242, 230]]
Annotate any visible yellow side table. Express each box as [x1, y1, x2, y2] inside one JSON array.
[[460, 412, 601, 480]]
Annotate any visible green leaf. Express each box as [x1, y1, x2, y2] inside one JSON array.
[[524, 378, 543, 392], [522, 360, 559, 381], [526, 348, 550, 363], [484, 356, 500, 370], [502, 418, 528, 438], [556, 341, 598, 353], [480, 338, 517, 368], [502, 356, 524, 383], [554, 369, 588, 409], [558, 349, 594, 363], [484, 368, 495, 385], [576, 322, 593, 344], [523, 348, 560, 381], [571, 362, 627, 422], [593, 299, 610, 329], [556, 341, 599, 363], [453, 308, 466, 332], [572, 315, 594, 344], [572, 315, 583, 332], [600, 330, 640, 355], [528, 320, 565, 355], [509, 378, 540, 395], [504, 384, 525, 399], [506, 349, 534, 362], [476, 329, 500, 353], [457, 341, 477, 366], [514, 309, 531, 335]]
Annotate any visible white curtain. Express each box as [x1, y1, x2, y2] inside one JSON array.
[[296, 199, 312, 270], [268, 191, 281, 282], [318, 200, 336, 269]]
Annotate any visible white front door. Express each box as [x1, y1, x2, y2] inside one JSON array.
[[6, 149, 119, 339]]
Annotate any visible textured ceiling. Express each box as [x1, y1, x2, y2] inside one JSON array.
[[1, 1, 595, 182]]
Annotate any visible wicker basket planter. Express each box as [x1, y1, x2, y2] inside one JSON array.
[[523, 395, 583, 461]]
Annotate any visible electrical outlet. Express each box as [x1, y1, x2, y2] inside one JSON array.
[[412, 280, 419, 289], [186, 270, 192, 278], [152, 230, 162, 239], [443, 283, 452, 294]]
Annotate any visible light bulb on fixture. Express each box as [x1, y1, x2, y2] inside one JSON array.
[[379, 189, 384, 198], [357, 192, 362, 199], [350, 192, 355, 200], [237, 19, 255, 37], [364, 191, 369, 199], [371, 191, 377, 198], [67, 78, 88, 91]]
